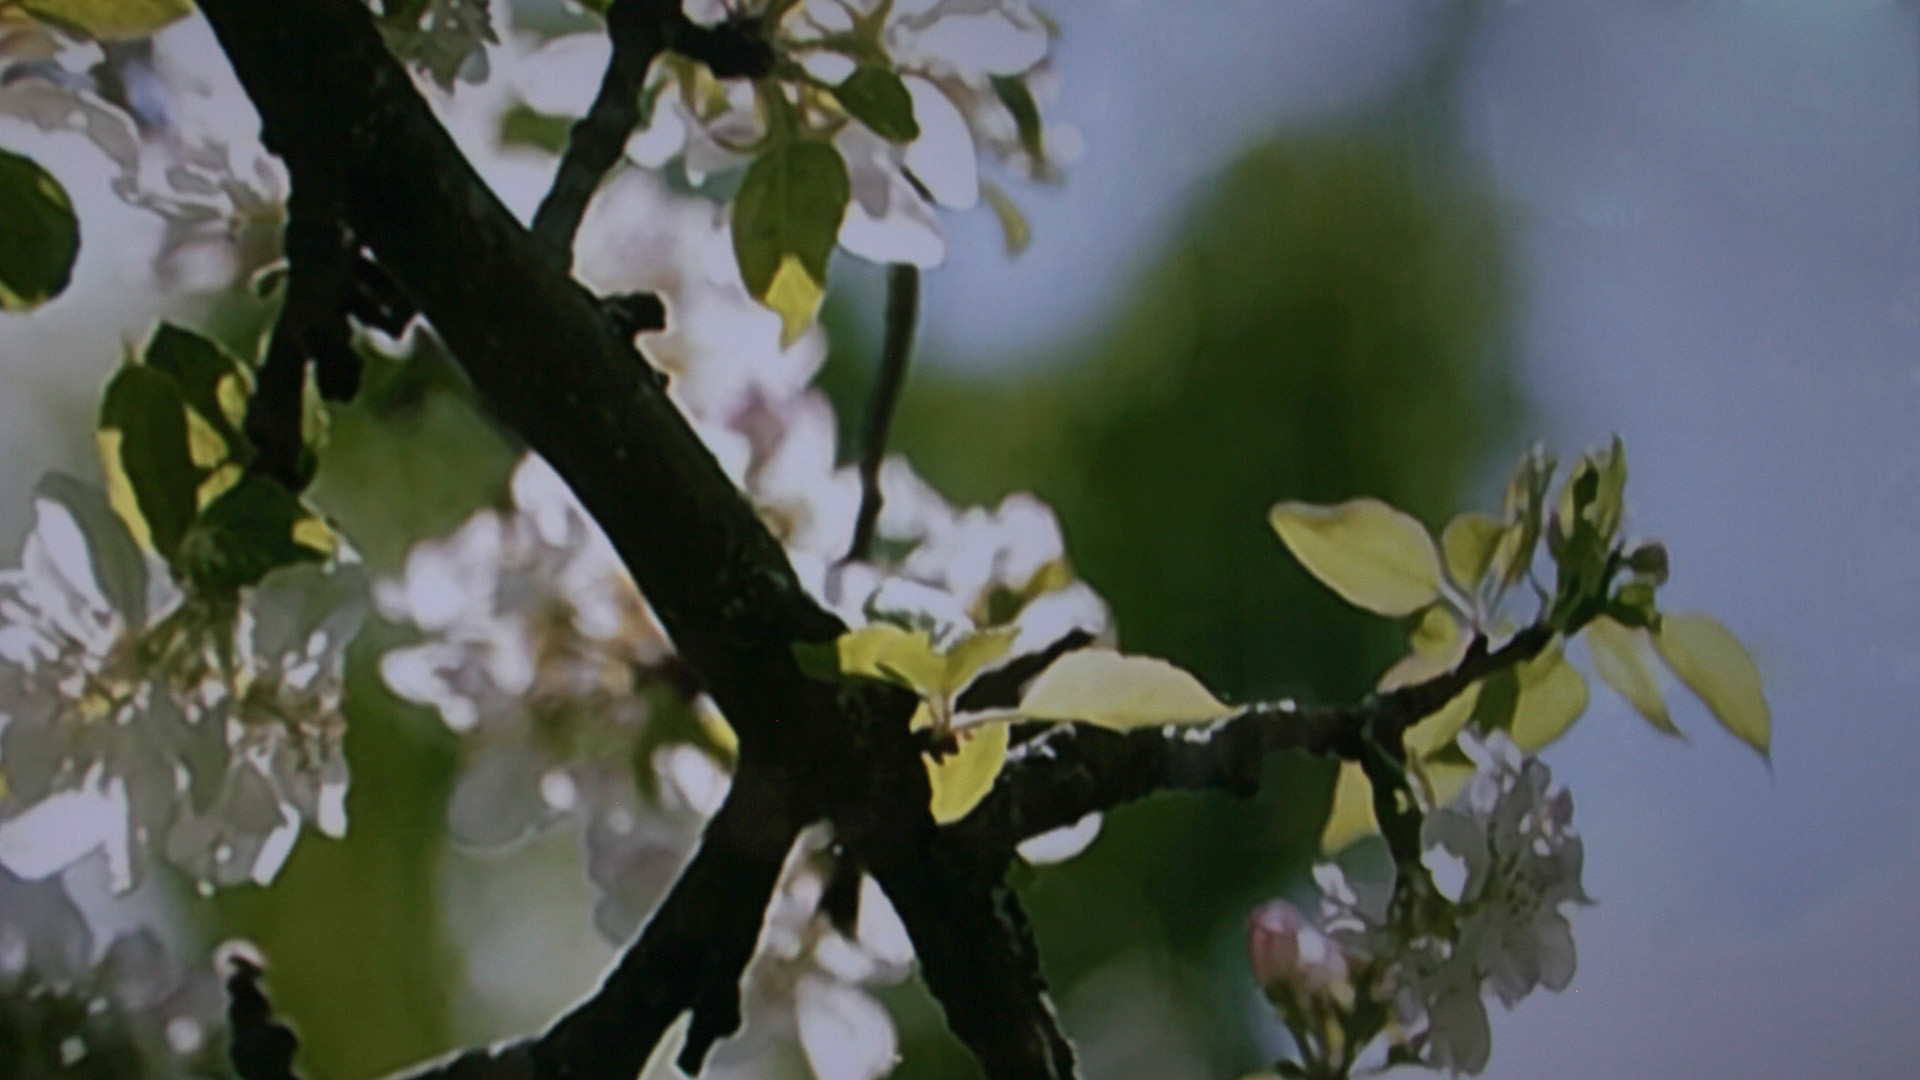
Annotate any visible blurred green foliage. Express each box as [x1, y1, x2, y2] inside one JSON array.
[[828, 129, 1514, 1077]]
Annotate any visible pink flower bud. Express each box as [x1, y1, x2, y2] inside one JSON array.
[[1247, 899, 1349, 998]]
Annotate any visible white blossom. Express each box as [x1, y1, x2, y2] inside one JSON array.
[[0, 483, 363, 893]]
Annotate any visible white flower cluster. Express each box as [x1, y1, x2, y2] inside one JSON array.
[[1252, 737, 1588, 1077], [0, 865, 226, 1078], [0, 482, 364, 894], [514, 0, 1070, 269], [568, 165, 1109, 652], [724, 828, 916, 1080]]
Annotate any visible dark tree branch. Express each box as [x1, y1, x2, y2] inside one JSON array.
[[845, 263, 922, 563], [957, 628, 1099, 714], [386, 761, 805, 1080], [225, 958, 303, 1080], [246, 172, 355, 490], [862, 828, 1077, 1080], [947, 625, 1555, 861]]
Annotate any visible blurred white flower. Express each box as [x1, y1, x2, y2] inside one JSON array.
[[0, 866, 225, 1076], [0, 481, 363, 893]]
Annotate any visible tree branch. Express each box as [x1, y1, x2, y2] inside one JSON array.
[[845, 263, 921, 563], [528, 0, 676, 259], [382, 761, 805, 1080], [948, 625, 1555, 861]]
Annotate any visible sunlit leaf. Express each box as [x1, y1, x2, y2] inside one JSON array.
[[1270, 498, 1442, 616], [835, 624, 1013, 702], [19, 0, 190, 41], [0, 147, 79, 311], [834, 66, 918, 143], [1508, 642, 1588, 752], [1653, 612, 1769, 758], [1585, 616, 1678, 737], [1441, 511, 1503, 590], [765, 254, 824, 348], [838, 624, 944, 693], [1377, 606, 1467, 692], [1320, 761, 1378, 853], [98, 363, 197, 561], [732, 138, 849, 337], [1403, 682, 1481, 759], [1018, 649, 1232, 729], [1418, 742, 1476, 810], [926, 721, 1009, 825]]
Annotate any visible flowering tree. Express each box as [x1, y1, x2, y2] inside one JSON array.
[[0, 2, 1772, 1079]]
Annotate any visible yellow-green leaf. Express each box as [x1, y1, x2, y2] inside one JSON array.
[[1403, 682, 1481, 759], [1509, 642, 1588, 752], [941, 627, 1016, 697], [837, 624, 944, 693], [926, 721, 1009, 825], [1269, 498, 1442, 616], [1441, 511, 1504, 590], [20, 0, 190, 41], [765, 254, 824, 348], [1320, 761, 1378, 853], [835, 624, 1013, 702], [1018, 650, 1231, 729], [1653, 612, 1770, 758], [1585, 616, 1678, 737]]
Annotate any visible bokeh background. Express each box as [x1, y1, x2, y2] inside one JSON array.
[[4, 2, 1918, 1079]]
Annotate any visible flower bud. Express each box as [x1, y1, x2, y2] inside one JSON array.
[[1247, 900, 1349, 999]]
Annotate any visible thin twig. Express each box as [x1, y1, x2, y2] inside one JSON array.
[[846, 263, 922, 562], [529, 0, 674, 259]]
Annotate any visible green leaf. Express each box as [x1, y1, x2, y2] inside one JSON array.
[[1441, 511, 1503, 590], [731, 138, 850, 335], [989, 74, 1045, 163], [1018, 649, 1231, 729], [834, 66, 918, 143], [0, 148, 80, 311], [1585, 615, 1679, 737], [1270, 498, 1443, 616], [926, 721, 1009, 825], [178, 473, 329, 593], [1653, 612, 1770, 758], [1508, 642, 1588, 752], [144, 323, 251, 457], [1320, 761, 1378, 853], [98, 363, 199, 561]]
